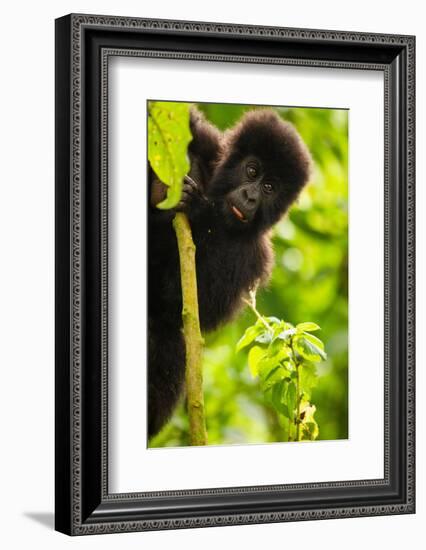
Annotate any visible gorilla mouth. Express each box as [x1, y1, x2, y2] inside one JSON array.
[[231, 205, 248, 223]]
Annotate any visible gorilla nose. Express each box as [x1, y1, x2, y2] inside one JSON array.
[[243, 186, 258, 203]]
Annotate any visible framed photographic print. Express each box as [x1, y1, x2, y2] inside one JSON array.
[[55, 14, 415, 535]]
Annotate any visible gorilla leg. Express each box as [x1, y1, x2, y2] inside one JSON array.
[[148, 321, 186, 438]]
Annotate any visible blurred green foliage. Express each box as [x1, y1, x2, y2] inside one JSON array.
[[149, 102, 348, 448]]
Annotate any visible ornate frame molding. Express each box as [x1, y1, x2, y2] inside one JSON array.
[[55, 14, 415, 535]]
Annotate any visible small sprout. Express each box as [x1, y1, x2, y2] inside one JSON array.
[[237, 288, 325, 442]]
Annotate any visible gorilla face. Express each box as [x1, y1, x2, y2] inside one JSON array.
[[211, 154, 303, 234], [208, 109, 312, 234], [221, 156, 277, 227]]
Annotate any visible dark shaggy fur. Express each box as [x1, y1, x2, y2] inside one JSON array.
[[148, 107, 312, 438]]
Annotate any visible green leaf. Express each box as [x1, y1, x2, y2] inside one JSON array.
[[266, 316, 282, 325], [282, 360, 295, 373], [260, 363, 291, 391], [263, 365, 281, 382], [267, 337, 290, 357], [299, 363, 318, 399], [247, 345, 266, 377], [270, 381, 290, 418], [296, 322, 321, 333], [303, 332, 325, 351], [255, 332, 273, 345], [147, 101, 192, 210], [260, 346, 290, 370], [286, 381, 297, 418], [271, 380, 283, 409], [236, 324, 265, 352], [299, 404, 319, 440], [277, 328, 297, 341], [294, 335, 327, 362], [303, 422, 319, 440]]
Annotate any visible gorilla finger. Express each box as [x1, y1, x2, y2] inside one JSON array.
[[183, 174, 199, 190], [176, 199, 189, 212], [183, 176, 208, 203]]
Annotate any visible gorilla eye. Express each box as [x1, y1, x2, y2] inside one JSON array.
[[262, 182, 274, 194], [246, 164, 258, 179]]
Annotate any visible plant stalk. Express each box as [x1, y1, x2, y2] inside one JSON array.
[[172, 212, 207, 446], [295, 363, 301, 441], [242, 295, 273, 332], [289, 337, 301, 442]]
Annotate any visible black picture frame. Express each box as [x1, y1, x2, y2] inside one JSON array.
[[55, 13, 415, 536]]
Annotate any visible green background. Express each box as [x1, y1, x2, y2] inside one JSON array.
[[150, 103, 349, 448]]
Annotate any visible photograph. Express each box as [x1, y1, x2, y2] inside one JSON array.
[[147, 100, 349, 448]]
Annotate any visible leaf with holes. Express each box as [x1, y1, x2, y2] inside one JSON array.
[[148, 101, 192, 210]]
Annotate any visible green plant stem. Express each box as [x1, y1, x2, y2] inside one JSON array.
[[242, 296, 273, 332], [172, 212, 207, 446], [295, 363, 301, 441], [290, 337, 301, 442]]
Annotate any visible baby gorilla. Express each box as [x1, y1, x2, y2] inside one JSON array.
[[148, 107, 312, 438]]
